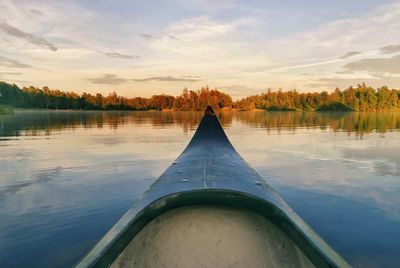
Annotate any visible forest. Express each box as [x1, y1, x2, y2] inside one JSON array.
[[234, 83, 400, 111], [0, 81, 399, 111], [0, 81, 232, 111]]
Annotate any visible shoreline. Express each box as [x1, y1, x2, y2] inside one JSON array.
[[6, 107, 400, 113]]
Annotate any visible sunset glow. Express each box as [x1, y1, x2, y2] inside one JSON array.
[[1, 0, 400, 99]]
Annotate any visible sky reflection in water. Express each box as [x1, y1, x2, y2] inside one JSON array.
[[0, 110, 399, 267]]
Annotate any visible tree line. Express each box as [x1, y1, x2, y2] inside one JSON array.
[[0, 81, 232, 111], [234, 83, 400, 111], [1, 81, 399, 111]]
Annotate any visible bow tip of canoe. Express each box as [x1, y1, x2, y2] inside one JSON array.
[[205, 106, 215, 115]]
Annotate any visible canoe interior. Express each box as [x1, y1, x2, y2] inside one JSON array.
[[77, 107, 350, 268], [110, 205, 315, 268]]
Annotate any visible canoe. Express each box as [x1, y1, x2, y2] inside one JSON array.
[[77, 106, 350, 268]]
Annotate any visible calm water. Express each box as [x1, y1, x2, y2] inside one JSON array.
[[1, 110, 400, 268]]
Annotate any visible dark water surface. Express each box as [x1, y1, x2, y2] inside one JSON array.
[[1, 110, 400, 267]]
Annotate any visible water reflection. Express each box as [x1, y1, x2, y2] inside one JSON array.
[[0, 166, 62, 200], [1, 110, 399, 138], [234, 111, 400, 136], [0, 110, 204, 137], [342, 147, 400, 177], [0, 110, 399, 268]]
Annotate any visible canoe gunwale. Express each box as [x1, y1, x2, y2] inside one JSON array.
[[77, 189, 349, 268]]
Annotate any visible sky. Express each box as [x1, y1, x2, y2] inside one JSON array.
[[1, 0, 400, 99]]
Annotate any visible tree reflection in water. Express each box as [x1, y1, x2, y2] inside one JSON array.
[[0, 110, 399, 138]]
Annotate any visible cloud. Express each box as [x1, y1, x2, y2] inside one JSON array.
[[182, 75, 202, 79], [343, 55, 400, 74], [88, 74, 128, 85], [168, 35, 179, 40], [30, 9, 43, 16], [104, 52, 138, 59], [342, 147, 400, 177], [261, 2, 400, 69], [0, 71, 24, 82], [140, 33, 155, 41], [308, 75, 400, 89], [335, 70, 351, 74], [1, 1, 400, 94], [0, 22, 57, 51], [247, 58, 344, 73], [0, 71, 22, 76], [380, 44, 400, 54], [140, 33, 179, 42], [180, 0, 235, 12], [218, 84, 259, 92], [132, 75, 202, 82], [340, 51, 361, 59], [217, 84, 261, 98], [164, 16, 254, 43], [0, 56, 30, 68]]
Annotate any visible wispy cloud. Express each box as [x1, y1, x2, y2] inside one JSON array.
[[218, 84, 259, 92], [180, 0, 236, 12], [263, 2, 400, 67], [248, 58, 345, 74], [88, 74, 128, 85], [0, 71, 22, 75], [0, 71, 23, 81], [340, 51, 361, 59], [0, 56, 30, 68], [30, 9, 43, 16], [344, 55, 400, 75], [140, 33, 155, 41], [217, 84, 261, 97], [308, 75, 400, 89], [182, 75, 201, 79], [104, 52, 138, 59], [165, 16, 254, 42], [140, 33, 177, 41], [0, 22, 57, 51], [133, 75, 202, 82], [380, 44, 400, 54]]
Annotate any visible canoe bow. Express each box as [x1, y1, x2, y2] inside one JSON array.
[[77, 106, 350, 268]]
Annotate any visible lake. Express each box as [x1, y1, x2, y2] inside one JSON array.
[[1, 110, 400, 267]]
